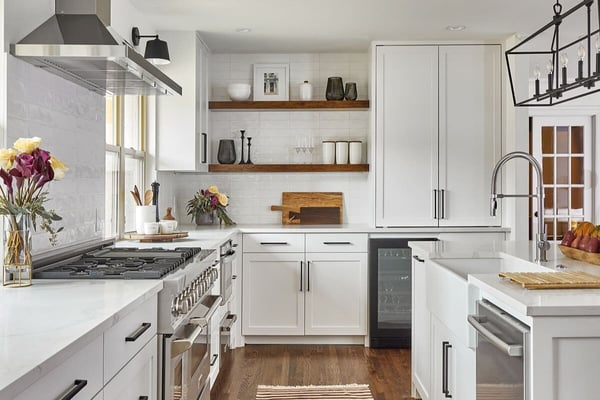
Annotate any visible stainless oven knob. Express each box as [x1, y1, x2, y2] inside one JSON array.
[[179, 293, 189, 314], [212, 268, 219, 282], [171, 297, 179, 317]]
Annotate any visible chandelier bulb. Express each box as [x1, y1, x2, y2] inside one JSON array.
[[578, 44, 586, 61], [546, 59, 554, 74], [560, 52, 568, 67], [533, 65, 541, 80]]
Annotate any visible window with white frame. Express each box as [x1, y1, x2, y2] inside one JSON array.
[[105, 96, 147, 237]]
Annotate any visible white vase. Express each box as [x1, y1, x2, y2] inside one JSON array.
[[299, 81, 313, 101]]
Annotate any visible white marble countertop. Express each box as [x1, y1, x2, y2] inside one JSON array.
[[0, 280, 162, 398], [409, 240, 600, 317]]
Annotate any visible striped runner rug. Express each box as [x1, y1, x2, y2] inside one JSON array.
[[256, 384, 374, 399]]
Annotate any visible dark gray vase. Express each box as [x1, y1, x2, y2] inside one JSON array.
[[344, 82, 357, 101], [326, 77, 344, 100], [217, 139, 236, 164], [195, 211, 216, 225]]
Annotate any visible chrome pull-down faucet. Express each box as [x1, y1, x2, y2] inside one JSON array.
[[490, 151, 549, 262]]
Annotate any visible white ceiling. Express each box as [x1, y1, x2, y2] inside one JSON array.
[[130, 0, 582, 53]]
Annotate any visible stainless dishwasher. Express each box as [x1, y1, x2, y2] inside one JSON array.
[[468, 299, 530, 400]]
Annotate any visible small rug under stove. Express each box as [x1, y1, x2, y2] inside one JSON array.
[[256, 384, 374, 399]]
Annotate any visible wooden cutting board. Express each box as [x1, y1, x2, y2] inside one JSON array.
[[124, 232, 188, 242], [499, 271, 600, 289], [271, 192, 343, 224]]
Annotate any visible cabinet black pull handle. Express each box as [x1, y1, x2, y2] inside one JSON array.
[[442, 341, 452, 398], [307, 261, 311, 292], [413, 255, 425, 263], [58, 379, 87, 400], [210, 354, 219, 366], [260, 242, 289, 245], [323, 241, 352, 245], [139, 397, 149, 400], [440, 189, 446, 220], [232, 275, 238, 280], [300, 261, 304, 292], [201, 132, 207, 164], [125, 322, 151, 342], [433, 189, 438, 219]]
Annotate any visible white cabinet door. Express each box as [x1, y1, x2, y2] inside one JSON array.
[[103, 336, 157, 400], [411, 252, 430, 400], [304, 253, 367, 335], [242, 253, 304, 335], [438, 45, 501, 226], [156, 32, 209, 171], [431, 316, 456, 400], [375, 45, 439, 227]]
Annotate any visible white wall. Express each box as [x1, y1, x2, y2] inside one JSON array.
[[158, 52, 372, 225]]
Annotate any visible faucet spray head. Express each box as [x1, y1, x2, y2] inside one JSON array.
[[490, 197, 497, 217]]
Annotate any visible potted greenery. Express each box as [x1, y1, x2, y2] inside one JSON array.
[[186, 186, 235, 225]]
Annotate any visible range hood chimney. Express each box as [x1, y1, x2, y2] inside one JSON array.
[[10, 0, 182, 96]]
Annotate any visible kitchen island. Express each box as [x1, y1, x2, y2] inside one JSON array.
[[409, 239, 600, 400]]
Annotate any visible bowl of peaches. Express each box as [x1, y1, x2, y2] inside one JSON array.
[[559, 221, 600, 265]]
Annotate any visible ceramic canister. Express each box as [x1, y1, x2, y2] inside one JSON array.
[[136, 205, 156, 234], [322, 141, 336, 164], [299, 80, 313, 101], [335, 141, 349, 164], [349, 141, 362, 164]]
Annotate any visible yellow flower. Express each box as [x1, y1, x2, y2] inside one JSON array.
[[217, 193, 229, 206], [49, 156, 69, 180], [207, 185, 219, 194], [0, 148, 17, 170], [13, 137, 42, 154]]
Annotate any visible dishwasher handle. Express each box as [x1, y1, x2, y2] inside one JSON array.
[[467, 314, 523, 357]]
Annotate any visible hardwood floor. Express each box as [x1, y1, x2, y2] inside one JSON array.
[[211, 345, 413, 400]]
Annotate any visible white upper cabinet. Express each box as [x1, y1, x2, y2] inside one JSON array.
[[438, 45, 501, 226], [376, 45, 439, 227], [375, 44, 501, 227], [156, 32, 209, 171]]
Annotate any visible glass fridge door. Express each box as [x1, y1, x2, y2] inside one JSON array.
[[377, 247, 412, 331]]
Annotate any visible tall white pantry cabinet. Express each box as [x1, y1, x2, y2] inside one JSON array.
[[375, 44, 502, 227]]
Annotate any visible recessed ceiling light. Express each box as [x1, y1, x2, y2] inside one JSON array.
[[446, 25, 466, 31], [236, 28, 252, 33]]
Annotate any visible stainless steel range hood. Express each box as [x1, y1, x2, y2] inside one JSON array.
[[9, 0, 182, 96]]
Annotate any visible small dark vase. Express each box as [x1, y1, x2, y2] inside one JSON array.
[[217, 139, 236, 164], [326, 77, 344, 100], [195, 211, 216, 225], [344, 82, 357, 101]]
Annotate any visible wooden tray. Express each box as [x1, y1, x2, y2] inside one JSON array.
[[271, 192, 343, 224], [124, 231, 188, 242], [558, 244, 600, 266], [499, 271, 600, 289]]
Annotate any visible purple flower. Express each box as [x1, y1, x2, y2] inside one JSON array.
[[0, 169, 13, 195], [211, 196, 218, 206], [14, 153, 34, 178]]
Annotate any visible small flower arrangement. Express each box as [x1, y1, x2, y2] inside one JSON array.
[[0, 137, 68, 246], [186, 185, 235, 225]]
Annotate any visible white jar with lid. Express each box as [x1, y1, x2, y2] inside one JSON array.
[[299, 80, 313, 101], [322, 141, 335, 164], [349, 141, 362, 164], [335, 141, 349, 164]]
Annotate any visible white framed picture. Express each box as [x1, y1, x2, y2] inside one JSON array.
[[253, 64, 289, 101]]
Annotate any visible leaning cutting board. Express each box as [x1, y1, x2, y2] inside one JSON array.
[[271, 192, 343, 224]]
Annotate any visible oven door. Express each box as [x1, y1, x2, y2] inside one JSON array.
[[164, 295, 222, 400], [219, 313, 238, 376]]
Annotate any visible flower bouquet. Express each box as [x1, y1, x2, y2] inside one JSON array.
[[0, 137, 68, 287], [186, 186, 235, 226]]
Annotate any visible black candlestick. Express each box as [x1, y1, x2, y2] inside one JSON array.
[[535, 79, 540, 97], [596, 52, 600, 75], [239, 130, 246, 165], [246, 137, 253, 164], [578, 60, 584, 80], [561, 66, 567, 86], [547, 73, 553, 92]]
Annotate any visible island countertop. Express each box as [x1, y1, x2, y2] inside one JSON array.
[[0, 280, 162, 398]]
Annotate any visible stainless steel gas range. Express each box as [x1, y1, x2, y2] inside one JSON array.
[[32, 240, 221, 400]]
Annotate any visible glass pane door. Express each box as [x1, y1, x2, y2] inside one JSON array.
[[532, 116, 592, 240], [377, 247, 412, 330]]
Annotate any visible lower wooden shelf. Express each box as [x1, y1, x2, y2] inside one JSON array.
[[208, 164, 369, 173]]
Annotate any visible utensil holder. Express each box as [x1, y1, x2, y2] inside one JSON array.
[[136, 205, 156, 234]]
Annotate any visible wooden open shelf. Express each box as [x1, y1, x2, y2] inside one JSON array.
[[208, 164, 369, 173], [209, 100, 369, 110]]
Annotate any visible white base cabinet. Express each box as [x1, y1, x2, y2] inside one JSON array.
[[411, 251, 430, 400], [242, 233, 368, 337]]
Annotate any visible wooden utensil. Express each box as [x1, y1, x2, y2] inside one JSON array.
[[144, 190, 153, 206], [133, 185, 142, 206], [130, 190, 142, 206]]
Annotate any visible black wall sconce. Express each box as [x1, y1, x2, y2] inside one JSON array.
[[132, 27, 170, 65]]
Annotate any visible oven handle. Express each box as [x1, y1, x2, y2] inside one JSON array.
[[171, 324, 205, 358], [220, 250, 237, 264], [190, 295, 223, 327], [467, 314, 523, 357]]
